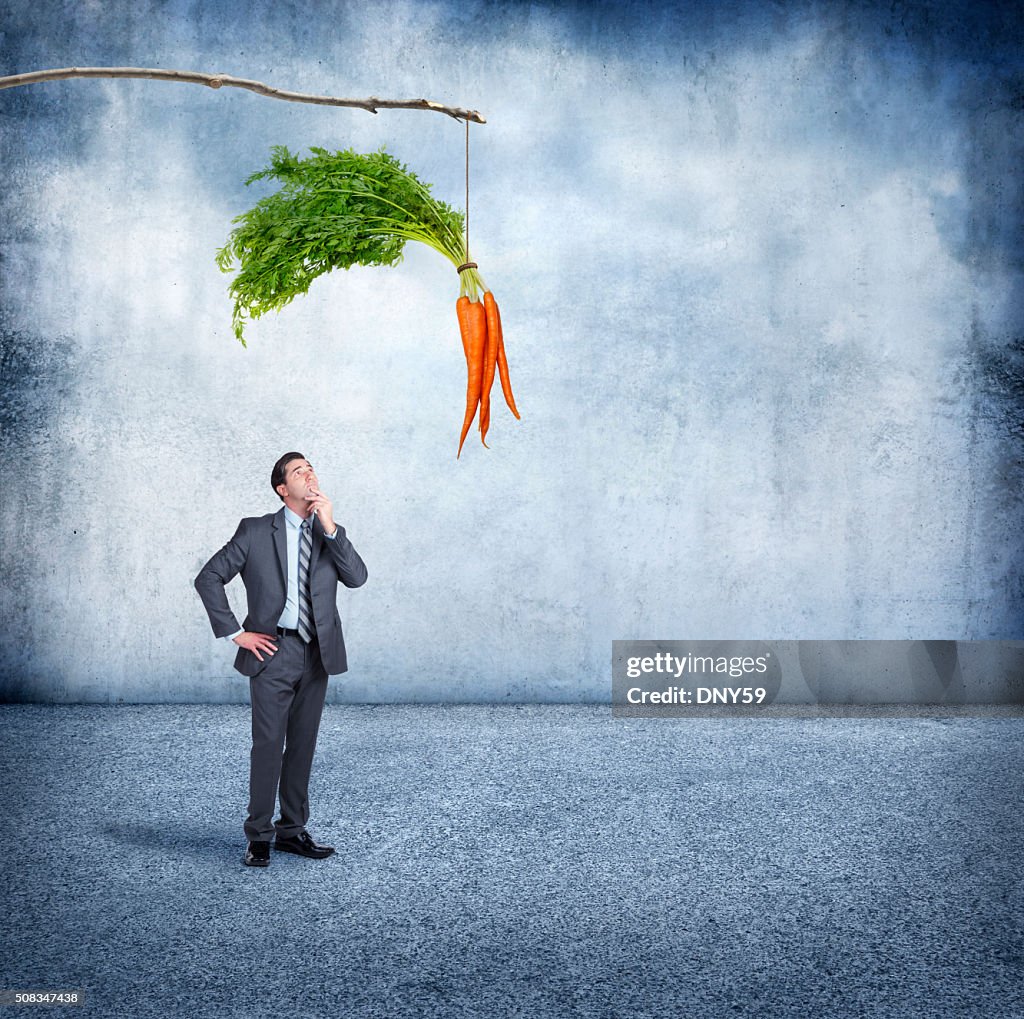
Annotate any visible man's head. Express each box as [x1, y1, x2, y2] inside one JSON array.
[[272, 452, 318, 506]]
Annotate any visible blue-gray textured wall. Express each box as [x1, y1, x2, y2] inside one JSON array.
[[1, 0, 1022, 702]]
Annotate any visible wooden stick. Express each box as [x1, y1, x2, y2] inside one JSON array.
[[0, 66, 486, 123]]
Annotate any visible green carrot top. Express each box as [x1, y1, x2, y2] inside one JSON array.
[[216, 145, 486, 345]]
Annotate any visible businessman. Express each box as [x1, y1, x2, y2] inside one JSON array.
[[195, 453, 368, 867]]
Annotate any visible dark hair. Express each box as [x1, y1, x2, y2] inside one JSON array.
[[271, 452, 306, 499]]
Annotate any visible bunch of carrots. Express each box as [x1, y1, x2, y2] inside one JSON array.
[[455, 290, 520, 457], [217, 146, 520, 456]]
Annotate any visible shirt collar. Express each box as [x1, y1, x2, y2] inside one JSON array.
[[283, 505, 310, 530]]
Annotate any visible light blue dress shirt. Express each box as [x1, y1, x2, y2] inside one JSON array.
[[277, 505, 312, 630]]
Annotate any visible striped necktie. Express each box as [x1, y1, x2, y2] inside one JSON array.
[[297, 518, 313, 643]]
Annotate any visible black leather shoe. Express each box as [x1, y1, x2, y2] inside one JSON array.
[[274, 830, 335, 859], [243, 840, 271, 867]]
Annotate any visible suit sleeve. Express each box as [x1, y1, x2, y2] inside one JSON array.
[[319, 522, 368, 589], [194, 520, 251, 637]]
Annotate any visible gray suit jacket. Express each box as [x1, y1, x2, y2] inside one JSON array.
[[194, 508, 368, 676]]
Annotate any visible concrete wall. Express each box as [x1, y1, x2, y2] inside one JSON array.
[[1, 0, 1022, 702]]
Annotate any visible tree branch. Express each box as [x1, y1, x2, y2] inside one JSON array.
[[0, 66, 486, 123]]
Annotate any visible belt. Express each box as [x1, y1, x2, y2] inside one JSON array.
[[276, 627, 302, 638]]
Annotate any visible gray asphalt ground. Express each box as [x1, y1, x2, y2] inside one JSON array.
[[1, 705, 1022, 1018]]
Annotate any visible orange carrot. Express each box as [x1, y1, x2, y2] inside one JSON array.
[[479, 292, 500, 445], [456, 295, 472, 361], [457, 298, 488, 458], [487, 292, 520, 420]]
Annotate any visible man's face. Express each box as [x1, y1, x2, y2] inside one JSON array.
[[276, 458, 319, 505]]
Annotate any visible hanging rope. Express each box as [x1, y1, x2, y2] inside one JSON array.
[[457, 117, 478, 277]]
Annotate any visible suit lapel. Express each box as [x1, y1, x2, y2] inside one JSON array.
[[271, 508, 288, 589]]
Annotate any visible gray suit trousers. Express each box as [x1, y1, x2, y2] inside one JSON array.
[[245, 632, 329, 842]]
